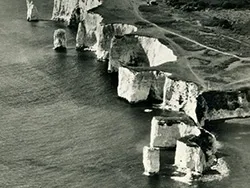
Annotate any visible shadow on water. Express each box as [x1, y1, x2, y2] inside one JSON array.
[[147, 175, 161, 188]]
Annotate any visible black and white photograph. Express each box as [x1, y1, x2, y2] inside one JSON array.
[[0, 0, 250, 187]]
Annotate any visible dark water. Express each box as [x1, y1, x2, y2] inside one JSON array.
[[0, 0, 250, 187]]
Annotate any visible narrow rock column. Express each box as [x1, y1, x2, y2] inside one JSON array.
[[26, 0, 39, 22], [76, 22, 86, 51], [53, 29, 67, 50], [143, 146, 160, 176]]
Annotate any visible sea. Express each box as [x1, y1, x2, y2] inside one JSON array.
[[0, 0, 250, 187]]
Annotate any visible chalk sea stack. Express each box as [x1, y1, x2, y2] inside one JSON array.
[[174, 129, 217, 174], [150, 115, 201, 148], [143, 146, 160, 176], [53, 29, 67, 51], [26, 0, 39, 22]]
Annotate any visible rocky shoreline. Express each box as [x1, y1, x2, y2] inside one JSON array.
[[32, 0, 250, 184]]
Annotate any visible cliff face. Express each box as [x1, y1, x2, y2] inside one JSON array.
[[118, 66, 200, 122], [52, 0, 103, 26], [108, 35, 177, 72], [76, 17, 138, 60], [196, 88, 250, 124], [117, 67, 153, 103], [108, 35, 150, 72], [161, 77, 200, 123]]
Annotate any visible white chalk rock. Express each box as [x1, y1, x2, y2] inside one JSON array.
[[175, 136, 207, 174], [117, 67, 153, 103], [150, 115, 201, 148], [137, 36, 177, 67], [162, 77, 200, 123], [53, 29, 67, 50], [197, 89, 250, 125], [143, 146, 160, 176], [108, 35, 149, 73], [26, 1, 39, 21], [174, 130, 217, 174]]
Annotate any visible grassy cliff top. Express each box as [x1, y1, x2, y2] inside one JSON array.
[[90, 0, 250, 91]]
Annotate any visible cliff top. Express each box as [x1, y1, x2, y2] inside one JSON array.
[[91, 0, 250, 91]]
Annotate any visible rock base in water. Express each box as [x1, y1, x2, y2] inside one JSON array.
[[174, 130, 216, 174], [26, 1, 39, 22], [143, 146, 160, 176], [53, 29, 67, 51]]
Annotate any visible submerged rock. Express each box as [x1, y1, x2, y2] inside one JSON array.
[[150, 114, 201, 148], [143, 146, 160, 176], [26, 0, 39, 22], [53, 29, 67, 50], [174, 129, 217, 174]]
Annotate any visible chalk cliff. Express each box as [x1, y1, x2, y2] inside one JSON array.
[[52, 0, 250, 126], [52, 0, 103, 26], [117, 66, 200, 122], [108, 35, 177, 72], [76, 19, 138, 60], [161, 77, 200, 123]]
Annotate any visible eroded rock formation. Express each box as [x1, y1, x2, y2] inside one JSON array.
[[174, 129, 217, 174], [26, 0, 39, 22], [53, 29, 67, 50], [143, 146, 160, 176], [76, 17, 138, 60], [117, 67, 153, 103], [108, 35, 177, 72], [150, 115, 201, 148], [161, 77, 200, 123], [117, 66, 199, 122]]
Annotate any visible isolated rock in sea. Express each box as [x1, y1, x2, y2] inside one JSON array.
[[26, 0, 39, 21], [150, 115, 201, 148], [117, 67, 153, 103], [175, 135, 207, 174], [196, 88, 250, 125], [53, 29, 67, 50], [143, 146, 160, 176], [174, 129, 217, 174]]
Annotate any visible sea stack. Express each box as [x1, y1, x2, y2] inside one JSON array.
[[150, 115, 201, 148], [174, 130, 217, 174], [26, 0, 39, 22], [143, 146, 160, 176], [53, 29, 67, 51]]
